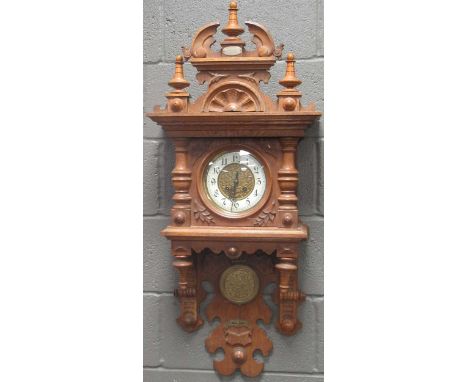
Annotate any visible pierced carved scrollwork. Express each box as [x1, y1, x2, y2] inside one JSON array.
[[238, 71, 271, 85], [245, 21, 276, 58], [202, 252, 276, 377], [195, 72, 229, 86], [206, 319, 272, 377], [196, 71, 270, 86], [182, 21, 220, 59]]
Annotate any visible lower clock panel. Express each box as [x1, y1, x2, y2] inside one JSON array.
[[172, 248, 305, 377]]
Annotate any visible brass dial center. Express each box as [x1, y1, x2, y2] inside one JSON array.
[[217, 163, 255, 200]]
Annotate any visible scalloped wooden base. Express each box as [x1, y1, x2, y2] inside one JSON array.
[[201, 251, 276, 377], [171, 249, 304, 377]]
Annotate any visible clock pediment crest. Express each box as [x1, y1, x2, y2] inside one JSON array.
[[148, 1, 321, 119]]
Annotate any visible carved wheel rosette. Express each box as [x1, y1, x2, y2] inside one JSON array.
[[203, 84, 264, 113], [208, 88, 256, 112]]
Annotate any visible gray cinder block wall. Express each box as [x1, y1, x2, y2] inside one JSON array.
[[143, 0, 323, 380]]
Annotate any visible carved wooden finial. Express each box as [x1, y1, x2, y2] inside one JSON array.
[[168, 55, 190, 91], [277, 53, 302, 111], [221, 1, 245, 53], [222, 1, 244, 37], [166, 56, 190, 113], [279, 53, 302, 89]]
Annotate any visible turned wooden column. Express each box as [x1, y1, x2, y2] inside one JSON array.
[[277, 137, 300, 228], [171, 138, 192, 227]]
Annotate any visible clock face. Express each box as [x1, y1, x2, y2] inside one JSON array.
[[204, 150, 267, 214]]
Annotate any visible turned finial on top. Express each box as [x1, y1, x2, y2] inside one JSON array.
[[221, 1, 245, 51], [277, 53, 303, 111], [222, 1, 244, 37], [168, 55, 190, 91], [279, 53, 302, 89]]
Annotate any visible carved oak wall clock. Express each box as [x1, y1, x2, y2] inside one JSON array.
[[147, 2, 321, 377]]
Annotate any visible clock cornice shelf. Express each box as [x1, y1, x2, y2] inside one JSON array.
[[146, 2, 321, 377], [146, 112, 319, 138], [161, 224, 308, 241]]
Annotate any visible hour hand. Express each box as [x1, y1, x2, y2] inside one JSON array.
[[230, 172, 239, 211]]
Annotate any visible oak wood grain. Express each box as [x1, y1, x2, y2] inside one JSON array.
[[145, 1, 321, 377]]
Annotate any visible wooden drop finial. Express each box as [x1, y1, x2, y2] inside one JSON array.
[[279, 53, 302, 89], [168, 55, 190, 91]]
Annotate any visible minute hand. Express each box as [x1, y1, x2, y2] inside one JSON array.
[[230, 171, 239, 211]]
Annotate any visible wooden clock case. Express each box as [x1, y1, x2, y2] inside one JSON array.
[[147, 2, 321, 377]]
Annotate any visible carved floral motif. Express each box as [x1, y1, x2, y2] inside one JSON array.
[[193, 202, 215, 225], [254, 201, 277, 226]]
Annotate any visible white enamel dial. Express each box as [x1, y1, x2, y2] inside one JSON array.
[[204, 150, 267, 214]]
